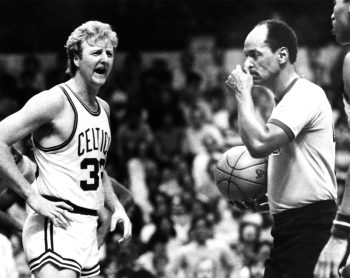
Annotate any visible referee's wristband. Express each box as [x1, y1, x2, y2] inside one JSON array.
[[331, 212, 350, 239]]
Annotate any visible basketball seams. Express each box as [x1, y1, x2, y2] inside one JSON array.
[[217, 179, 253, 203], [215, 167, 266, 186], [227, 162, 235, 203], [228, 178, 250, 202], [225, 149, 267, 170], [215, 145, 268, 205], [231, 161, 267, 170], [226, 149, 245, 168], [217, 161, 267, 171]]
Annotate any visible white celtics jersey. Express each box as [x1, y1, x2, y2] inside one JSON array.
[[32, 83, 111, 210]]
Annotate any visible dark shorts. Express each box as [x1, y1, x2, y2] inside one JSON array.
[[264, 200, 338, 278]]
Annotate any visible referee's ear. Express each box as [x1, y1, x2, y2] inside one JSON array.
[[277, 47, 288, 65]]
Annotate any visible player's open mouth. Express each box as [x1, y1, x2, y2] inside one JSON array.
[[95, 68, 107, 75]]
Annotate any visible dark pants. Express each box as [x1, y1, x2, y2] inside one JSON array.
[[264, 200, 338, 278]]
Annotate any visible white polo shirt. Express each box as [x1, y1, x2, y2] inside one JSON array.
[[267, 78, 337, 214]]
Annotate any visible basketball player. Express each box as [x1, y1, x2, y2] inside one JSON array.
[[314, 1, 350, 277], [0, 20, 131, 278], [225, 19, 337, 278]]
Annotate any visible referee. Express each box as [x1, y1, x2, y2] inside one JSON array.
[[226, 19, 337, 278]]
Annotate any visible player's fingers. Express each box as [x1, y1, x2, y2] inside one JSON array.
[[117, 221, 126, 244], [62, 210, 73, 222], [56, 202, 74, 212], [49, 213, 66, 228], [53, 211, 70, 227], [313, 265, 319, 278], [53, 218, 66, 228], [50, 216, 58, 227], [123, 220, 132, 240], [58, 210, 73, 225], [313, 263, 325, 278], [313, 260, 320, 277], [321, 261, 331, 278], [119, 221, 132, 244], [110, 216, 117, 232], [331, 263, 340, 278]]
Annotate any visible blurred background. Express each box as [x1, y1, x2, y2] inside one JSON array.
[[1, 1, 349, 278]]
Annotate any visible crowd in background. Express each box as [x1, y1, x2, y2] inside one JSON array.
[[1, 42, 350, 278]]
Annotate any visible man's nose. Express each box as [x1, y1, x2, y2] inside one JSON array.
[[244, 58, 253, 71], [100, 51, 108, 62]]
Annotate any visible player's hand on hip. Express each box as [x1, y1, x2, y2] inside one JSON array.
[[225, 65, 253, 96], [313, 236, 347, 278], [27, 192, 73, 227], [110, 209, 132, 244]]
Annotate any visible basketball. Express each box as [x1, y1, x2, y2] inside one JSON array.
[[214, 145, 268, 205]]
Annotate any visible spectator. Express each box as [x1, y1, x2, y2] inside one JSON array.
[[116, 107, 154, 163], [169, 215, 239, 278], [17, 55, 45, 107], [234, 221, 262, 268], [213, 198, 240, 247], [153, 113, 185, 165], [192, 135, 222, 203], [182, 106, 224, 161]]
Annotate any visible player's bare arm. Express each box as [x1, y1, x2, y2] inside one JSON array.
[[97, 175, 134, 247], [339, 54, 350, 217], [110, 177, 134, 212], [338, 54, 350, 275], [97, 206, 111, 248], [314, 52, 350, 278], [343, 52, 350, 102], [314, 164, 350, 278], [226, 65, 290, 158], [98, 99, 132, 242], [314, 57, 350, 278], [102, 171, 132, 244], [0, 89, 74, 227]]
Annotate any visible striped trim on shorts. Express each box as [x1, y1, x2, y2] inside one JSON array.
[[26, 217, 100, 277]]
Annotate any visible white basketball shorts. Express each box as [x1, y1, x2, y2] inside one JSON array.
[[22, 210, 100, 277]]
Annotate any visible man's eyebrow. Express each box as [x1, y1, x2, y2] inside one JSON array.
[[244, 49, 259, 55]]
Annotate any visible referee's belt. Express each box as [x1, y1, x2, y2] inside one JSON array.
[[42, 195, 98, 216]]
